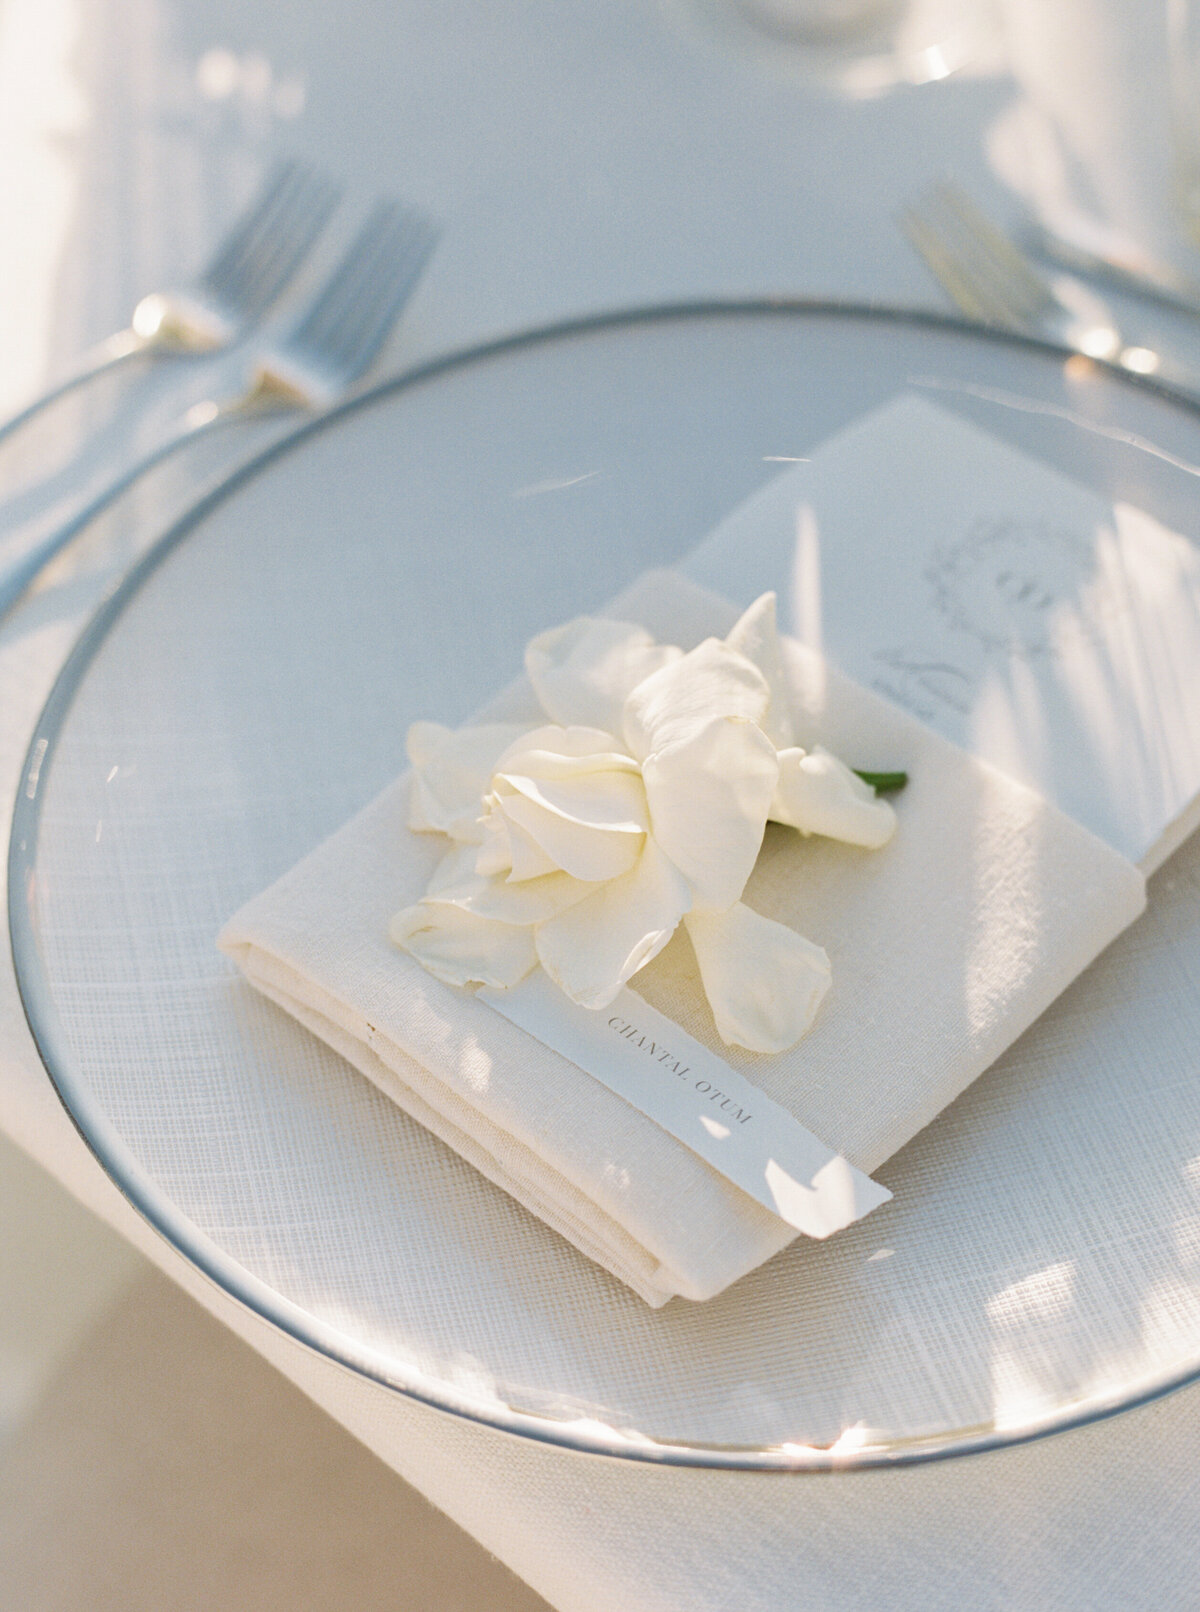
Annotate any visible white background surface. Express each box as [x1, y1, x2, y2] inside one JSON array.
[[6, 0, 1200, 1606]]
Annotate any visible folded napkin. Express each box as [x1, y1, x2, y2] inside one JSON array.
[[219, 566, 1144, 1306]]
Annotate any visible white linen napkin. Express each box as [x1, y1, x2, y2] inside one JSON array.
[[219, 566, 1144, 1306]]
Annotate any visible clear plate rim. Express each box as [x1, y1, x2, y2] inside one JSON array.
[[10, 295, 1200, 1473]]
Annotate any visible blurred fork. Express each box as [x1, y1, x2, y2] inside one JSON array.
[[0, 158, 341, 447], [900, 181, 1200, 391], [0, 199, 439, 622]]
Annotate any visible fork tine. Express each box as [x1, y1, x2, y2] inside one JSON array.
[[333, 217, 439, 381], [206, 168, 312, 300], [200, 160, 341, 319], [926, 197, 1034, 328], [292, 204, 401, 356], [199, 159, 300, 291], [290, 202, 439, 383], [199, 160, 305, 297], [936, 183, 1051, 312], [315, 209, 435, 375], [902, 184, 1049, 331], [900, 207, 1001, 325], [228, 166, 342, 317], [225, 170, 341, 319], [929, 185, 1050, 327]]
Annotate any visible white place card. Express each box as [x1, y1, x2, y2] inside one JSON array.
[[480, 971, 890, 1239]]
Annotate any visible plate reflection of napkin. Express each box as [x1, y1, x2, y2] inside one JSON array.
[[218, 568, 1143, 1307]]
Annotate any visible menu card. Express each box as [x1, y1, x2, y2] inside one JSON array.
[[682, 393, 1200, 870]]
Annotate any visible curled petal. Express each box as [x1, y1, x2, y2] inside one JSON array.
[[493, 791, 644, 882], [622, 638, 770, 763], [526, 618, 683, 732], [474, 809, 512, 878], [498, 748, 641, 785], [642, 718, 779, 910], [772, 746, 897, 849], [425, 844, 596, 924], [504, 814, 563, 880], [406, 721, 529, 842], [724, 592, 795, 749], [389, 903, 536, 990], [685, 903, 831, 1053], [500, 766, 649, 835], [535, 839, 692, 1010], [493, 724, 631, 774], [427, 842, 494, 895], [474, 802, 560, 881]]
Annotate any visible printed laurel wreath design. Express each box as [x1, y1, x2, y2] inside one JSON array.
[[390, 594, 898, 1053]]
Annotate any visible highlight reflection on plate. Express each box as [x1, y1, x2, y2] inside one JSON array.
[[13, 303, 1200, 1469]]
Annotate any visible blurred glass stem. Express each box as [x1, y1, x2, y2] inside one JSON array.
[[1169, 0, 1200, 240], [732, 0, 903, 45]]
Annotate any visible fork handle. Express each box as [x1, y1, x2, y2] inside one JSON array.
[[0, 329, 158, 450], [0, 396, 293, 624]]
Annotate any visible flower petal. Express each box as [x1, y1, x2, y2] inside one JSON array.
[[500, 748, 641, 784], [772, 746, 897, 849], [499, 767, 649, 835], [389, 903, 536, 990], [535, 839, 692, 1010], [474, 810, 513, 878], [493, 724, 630, 774], [503, 813, 564, 881], [724, 592, 795, 749], [495, 791, 644, 882], [622, 636, 771, 763], [474, 803, 561, 880], [641, 717, 779, 910], [406, 721, 530, 842], [685, 903, 831, 1053], [526, 617, 683, 732], [425, 844, 596, 924]]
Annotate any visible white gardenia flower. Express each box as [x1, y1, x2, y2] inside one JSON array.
[[389, 594, 898, 1053]]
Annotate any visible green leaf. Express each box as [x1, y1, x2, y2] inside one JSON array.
[[853, 769, 908, 795]]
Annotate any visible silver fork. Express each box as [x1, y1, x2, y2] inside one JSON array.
[[1, 200, 439, 622], [899, 181, 1198, 388], [0, 158, 341, 448]]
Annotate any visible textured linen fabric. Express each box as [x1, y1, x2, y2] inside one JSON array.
[[6, 3, 1200, 1607], [219, 569, 1146, 1305], [0, 1267, 553, 1612]]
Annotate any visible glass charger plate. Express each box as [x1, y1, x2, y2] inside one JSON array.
[[13, 302, 1200, 1471]]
